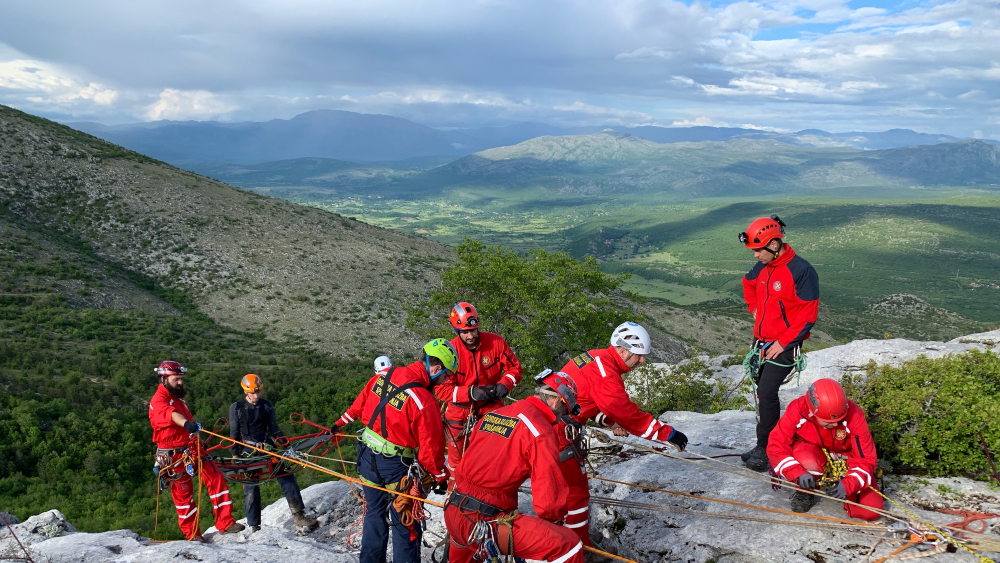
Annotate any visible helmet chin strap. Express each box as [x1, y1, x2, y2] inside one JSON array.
[[760, 240, 783, 257]]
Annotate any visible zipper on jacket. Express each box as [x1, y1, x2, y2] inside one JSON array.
[[779, 300, 790, 328], [757, 268, 775, 337], [855, 435, 864, 458]]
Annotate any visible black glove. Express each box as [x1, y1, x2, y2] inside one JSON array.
[[183, 420, 201, 435], [827, 480, 847, 500], [432, 481, 448, 495], [491, 383, 510, 399], [797, 473, 817, 490], [470, 386, 495, 402], [667, 429, 688, 451]]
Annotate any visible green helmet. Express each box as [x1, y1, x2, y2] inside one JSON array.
[[423, 338, 458, 380]]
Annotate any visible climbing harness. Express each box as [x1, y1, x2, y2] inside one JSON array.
[[741, 341, 807, 417]]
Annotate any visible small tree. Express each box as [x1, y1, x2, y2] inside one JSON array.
[[409, 238, 639, 376]]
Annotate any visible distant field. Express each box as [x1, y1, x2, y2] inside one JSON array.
[[622, 274, 734, 305]]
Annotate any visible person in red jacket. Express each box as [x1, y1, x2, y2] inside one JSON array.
[[330, 340, 454, 563], [445, 369, 584, 563], [739, 215, 819, 472], [436, 302, 523, 482], [767, 378, 883, 520], [557, 322, 688, 545], [148, 361, 244, 541]]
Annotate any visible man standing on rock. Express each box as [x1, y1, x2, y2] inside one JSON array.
[[444, 369, 584, 563], [330, 340, 452, 563], [228, 374, 318, 534], [436, 302, 523, 485], [768, 378, 883, 520], [148, 361, 244, 541], [557, 322, 689, 546], [739, 216, 819, 472]]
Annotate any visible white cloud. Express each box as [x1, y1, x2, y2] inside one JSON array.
[[146, 88, 236, 120], [672, 116, 729, 127], [958, 89, 985, 100], [0, 45, 117, 113]]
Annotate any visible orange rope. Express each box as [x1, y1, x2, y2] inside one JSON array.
[[872, 541, 916, 563], [584, 546, 641, 563], [590, 475, 882, 528]]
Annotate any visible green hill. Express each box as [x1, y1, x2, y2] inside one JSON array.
[[0, 105, 454, 357]]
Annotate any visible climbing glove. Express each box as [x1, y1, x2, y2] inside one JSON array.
[[490, 383, 510, 399], [797, 473, 817, 490], [827, 480, 848, 500], [667, 429, 689, 451], [183, 420, 201, 436]]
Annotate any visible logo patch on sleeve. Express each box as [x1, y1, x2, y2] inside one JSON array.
[[572, 352, 595, 370], [835, 428, 847, 441], [479, 412, 520, 439], [372, 375, 410, 411]]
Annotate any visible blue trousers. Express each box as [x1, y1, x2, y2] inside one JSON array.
[[357, 441, 420, 563], [243, 474, 305, 527]]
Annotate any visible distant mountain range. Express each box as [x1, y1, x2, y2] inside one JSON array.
[[68, 109, 987, 166]]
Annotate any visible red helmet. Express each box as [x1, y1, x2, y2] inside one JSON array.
[[155, 360, 186, 377], [739, 215, 786, 249], [449, 302, 480, 330], [807, 378, 848, 423], [535, 369, 581, 416]]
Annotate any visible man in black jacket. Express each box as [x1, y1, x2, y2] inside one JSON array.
[[229, 374, 318, 533]]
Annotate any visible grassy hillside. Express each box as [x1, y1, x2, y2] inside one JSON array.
[[0, 105, 455, 357]]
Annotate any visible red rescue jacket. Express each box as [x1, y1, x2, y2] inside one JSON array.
[[454, 396, 569, 522], [559, 347, 674, 442], [338, 362, 447, 481], [742, 244, 819, 349], [149, 384, 195, 449], [767, 395, 878, 497], [436, 331, 522, 422]]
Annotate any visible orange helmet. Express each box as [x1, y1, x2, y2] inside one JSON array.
[[807, 378, 848, 423], [739, 215, 786, 249], [155, 360, 186, 377], [241, 374, 263, 393], [534, 368, 581, 416], [449, 301, 480, 331]]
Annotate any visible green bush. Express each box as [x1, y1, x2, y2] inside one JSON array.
[[624, 359, 750, 415], [842, 349, 1000, 477]]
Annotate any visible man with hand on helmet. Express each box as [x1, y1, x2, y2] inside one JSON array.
[[229, 374, 317, 534], [330, 340, 452, 563], [767, 378, 882, 520], [557, 321, 689, 545], [444, 369, 584, 563], [148, 361, 244, 541], [738, 216, 819, 472], [436, 302, 523, 484]]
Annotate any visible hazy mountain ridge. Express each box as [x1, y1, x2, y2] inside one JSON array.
[[68, 109, 988, 167], [0, 104, 454, 356]]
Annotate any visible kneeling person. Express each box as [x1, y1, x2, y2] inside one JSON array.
[[445, 369, 584, 563], [767, 378, 883, 520], [229, 374, 317, 533]]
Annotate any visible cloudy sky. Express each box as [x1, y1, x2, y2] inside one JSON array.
[[1, 0, 997, 137]]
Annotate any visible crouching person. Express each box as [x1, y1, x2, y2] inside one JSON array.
[[767, 378, 884, 520], [444, 369, 584, 563], [229, 374, 317, 533], [331, 340, 453, 563]]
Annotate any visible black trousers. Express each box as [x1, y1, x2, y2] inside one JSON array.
[[755, 345, 797, 449], [243, 473, 305, 527]]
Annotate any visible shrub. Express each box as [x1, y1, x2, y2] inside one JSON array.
[[625, 359, 750, 415], [842, 349, 1000, 477]]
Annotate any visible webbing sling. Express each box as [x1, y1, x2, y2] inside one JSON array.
[[366, 367, 422, 438]]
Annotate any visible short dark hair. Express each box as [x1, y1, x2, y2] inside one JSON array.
[[426, 355, 444, 368]]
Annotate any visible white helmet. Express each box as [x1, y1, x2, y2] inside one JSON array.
[[374, 356, 393, 373], [610, 322, 651, 355]]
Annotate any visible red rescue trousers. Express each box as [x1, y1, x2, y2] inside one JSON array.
[[167, 453, 236, 539], [444, 418, 470, 484], [445, 505, 584, 563], [792, 441, 884, 521], [559, 458, 591, 545]]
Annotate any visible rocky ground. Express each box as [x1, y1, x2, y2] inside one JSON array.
[[3, 331, 999, 563]]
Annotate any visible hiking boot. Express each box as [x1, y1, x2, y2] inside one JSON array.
[[250, 525, 261, 533], [743, 446, 769, 472], [292, 511, 319, 534], [740, 446, 757, 463], [220, 523, 245, 534], [189, 534, 205, 543], [790, 490, 819, 513]]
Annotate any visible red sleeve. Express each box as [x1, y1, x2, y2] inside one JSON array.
[[337, 375, 377, 427], [842, 405, 878, 496], [497, 340, 523, 392], [767, 401, 808, 483], [589, 357, 674, 442], [149, 396, 178, 432], [525, 424, 569, 522], [410, 389, 447, 481], [434, 370, 473, 405], [743, 275, 758, 316]]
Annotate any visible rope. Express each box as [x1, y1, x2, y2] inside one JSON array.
[[196, 440, 203, 539]]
